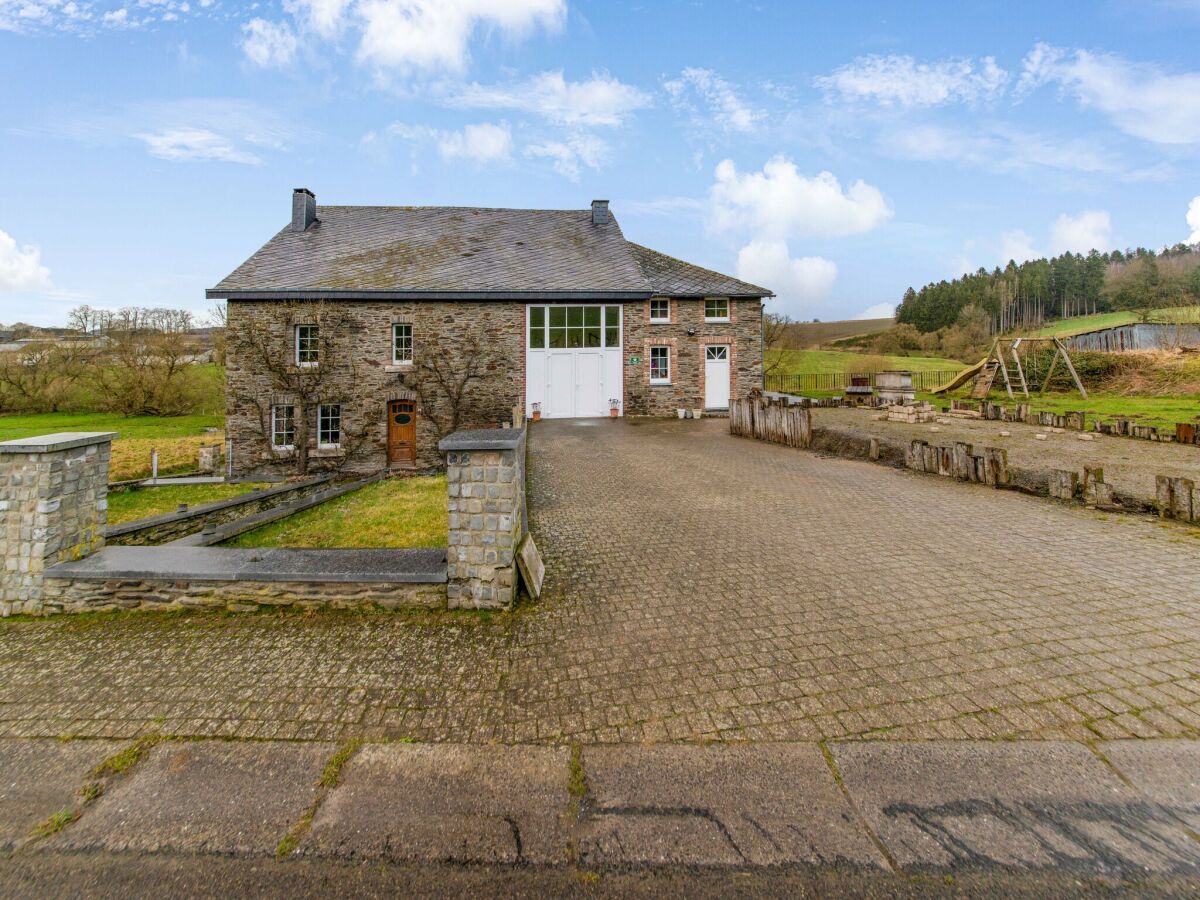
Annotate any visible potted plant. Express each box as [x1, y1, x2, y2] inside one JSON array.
[[531, 402, 541, 422], [677, 408, 687, 419], [609, 398, 619, 418]]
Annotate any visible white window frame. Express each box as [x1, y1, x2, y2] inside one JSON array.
[[704, 297, 730, 323], [649, 298, 670, 324], [271, 405, 295, 450], [392, 323, 413, 365], [527, 304, 622, 350], [649, 345, 671, 384], [295, 324, 319, 367], [317, 403, 341, 449], [705, 345, 729, 361]]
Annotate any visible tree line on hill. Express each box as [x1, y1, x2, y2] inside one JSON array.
[[895, 243, 1200, 335], [0, 305, 224, 416]]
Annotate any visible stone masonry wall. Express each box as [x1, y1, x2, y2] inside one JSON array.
[[106, 476, 332, 546], [623, 297, 764, 416], [225, 300, 525, 478], [445, 429, 526, 610], [1, 435, 112, 616], [40, 577, 444, 614]]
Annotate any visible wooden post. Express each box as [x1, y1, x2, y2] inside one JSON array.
[[1054, 337, 1088, 400], [1049, 470, 1078, 500], [869, 438, 880, 461]]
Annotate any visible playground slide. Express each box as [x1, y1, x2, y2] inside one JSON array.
[[930, 358, 988, 394]]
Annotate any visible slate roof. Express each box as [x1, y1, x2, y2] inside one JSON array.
[[627, 242, 771, 297], [207, 204, 772, 300]]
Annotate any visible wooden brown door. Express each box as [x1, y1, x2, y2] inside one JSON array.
[[387, 400, 417, 467]]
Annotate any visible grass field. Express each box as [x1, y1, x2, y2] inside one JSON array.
[[770, 349, 964, 375], [782, 317, 893, 349], [107, 483, 270, 525], [223, 476, 447, 549], [0, 411, 225, 482], [917, 390, 1199, 433]]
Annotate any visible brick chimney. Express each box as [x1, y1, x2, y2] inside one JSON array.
[[291, 188, 317, 232], [591, 199, 610, 225]]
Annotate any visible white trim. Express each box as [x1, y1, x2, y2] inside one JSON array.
[[271, 404, 295, 450], [391, 322, 413, 365], [649, 298, 670, 324], [703, 297, 730, 323], [295, 323, 319, 367], [317, 403, 341, 449], [649, 345, 671, 384]]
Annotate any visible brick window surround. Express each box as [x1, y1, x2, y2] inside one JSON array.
[[643, 337, 678, 385]]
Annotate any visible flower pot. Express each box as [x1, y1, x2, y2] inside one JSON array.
[[609, 407, 619, 418], [693, 409, 703, 419], [532, 410, 541, 422], [677, 408, 687, 419]]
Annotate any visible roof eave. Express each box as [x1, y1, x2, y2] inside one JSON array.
[[207, 289, 655, 301]]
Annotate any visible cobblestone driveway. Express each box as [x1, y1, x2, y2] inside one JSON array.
[[1, 417, 1198, 745]]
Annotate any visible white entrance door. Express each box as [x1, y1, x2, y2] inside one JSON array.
[[704, 345, 731, 409], [545, 353, 577, 418], [574, 352, 605, 417]]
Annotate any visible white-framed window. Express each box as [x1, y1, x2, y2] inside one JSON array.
[[271, 405, 295, 449], [649, 298, 670, 323], [705, 345, 729, 361], [295, 324, 319, 366], [704, 297, 730, 322], [318, 404, 341, 448], [527, 305, 621, 349], [649, 346, 671, 384], [392, 323, 413, 364]]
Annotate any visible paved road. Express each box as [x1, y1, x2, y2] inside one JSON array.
[[0, 417, 1198, 744]]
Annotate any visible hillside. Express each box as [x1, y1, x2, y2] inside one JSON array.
[[778, 317, 894, 349]]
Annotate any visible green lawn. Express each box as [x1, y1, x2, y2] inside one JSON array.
[[770, 349, 964, 375], [223, 476, 448, 549], [107, 483, 271, 525], [0, 411, 225, 482]]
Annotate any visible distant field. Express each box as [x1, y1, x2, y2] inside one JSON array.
[[782, 317, 893, 348], [770, 349, 965, 376]]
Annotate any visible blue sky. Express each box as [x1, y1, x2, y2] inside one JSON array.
[[2, 0, 1200, 326]]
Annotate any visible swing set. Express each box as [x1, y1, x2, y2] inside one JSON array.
[[933, 336, 1088, 400]]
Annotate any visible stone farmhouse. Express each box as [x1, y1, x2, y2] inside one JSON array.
[[209, 189, 772, 475]]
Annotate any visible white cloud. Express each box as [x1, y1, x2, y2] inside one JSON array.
[[101, 8, 133, 29], [816, 54, 1008, 107], [0, 228, 52, 293], [241, 18, 298, 68], [284, 0, 354, 38], [1050, 210, 1112, 255], [437, 121, 511, 162], [1019, 42, 1200, 145], [453, 71, 651, 127], [135, 128, 264, 165], [1187, 196, 1200, 244], [1000, 229, 1040, 264], [736, 240, 836, 317], [710, 156, 892, 239], [663, 67, 763, 132], [1, 0, 206, 34], [857, 302, 895, 320], [524, 132, 607, 180], [353, 0, 565, 73], [886, 123, 1118, 176]]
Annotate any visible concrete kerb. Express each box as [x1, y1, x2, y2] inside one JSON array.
[[5, 737, 1199, 877]]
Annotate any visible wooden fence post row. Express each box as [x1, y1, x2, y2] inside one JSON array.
[[906, 440, 1009, 487], [1156, 475, 1197, 522], [730, 397, 812, 449]]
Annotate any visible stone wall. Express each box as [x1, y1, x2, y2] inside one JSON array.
[[441, 428, 527, 610], [40, 577, 444, 614], [624, 297, 763, 416], [0, 432, 114, 616], [106, 476, 332, 546], [225, 300, 525, 478]]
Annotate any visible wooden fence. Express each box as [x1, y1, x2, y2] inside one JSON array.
[[764, 370, 961, 395], [730, 396, 812, 449]]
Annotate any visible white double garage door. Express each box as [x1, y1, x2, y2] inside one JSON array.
[[525, 304, 731, 419]]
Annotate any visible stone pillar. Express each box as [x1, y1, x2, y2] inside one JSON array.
[[439, 428, 527, 610], [0, 432, 116, 616]]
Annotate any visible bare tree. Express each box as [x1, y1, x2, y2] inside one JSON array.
[[226, 301, 371, 475], [91, 307, 203, 416], [0, 343, 88, 412], [412, 331, 502, 438], [761, 311, 794, 383]]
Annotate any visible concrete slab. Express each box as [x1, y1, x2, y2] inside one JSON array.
[[45, 740, 334, 856], [1102, 740, 1200, 832], [576, 744, 887, 869], [303, 743, 569, 865], [0, 739, 123, 850], [833, 741, 1200, 876]]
